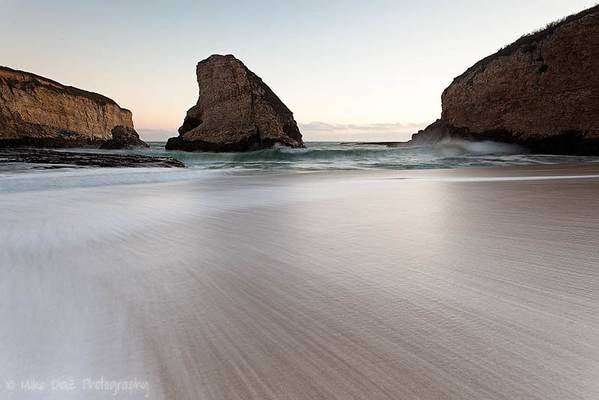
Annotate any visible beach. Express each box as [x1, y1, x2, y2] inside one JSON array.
[[1, 163, 599, 399]]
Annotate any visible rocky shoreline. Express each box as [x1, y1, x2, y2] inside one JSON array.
[[0, 148, 184, 168], [411, 120, 599, 155]]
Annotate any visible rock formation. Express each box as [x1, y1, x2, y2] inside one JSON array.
[[411, 5, 599, 155], [0, 148, 184, 168], [100, 126, 148, 149], [0, 66, 145, 148], [166, 55, 303, 152]]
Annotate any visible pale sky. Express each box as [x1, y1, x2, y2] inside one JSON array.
[[1, 0, 596, 141]]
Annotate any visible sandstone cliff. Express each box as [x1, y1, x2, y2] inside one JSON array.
[[0, 66, 143, 148], [166, 55, 303, 152], [412, 5, 599, 155]]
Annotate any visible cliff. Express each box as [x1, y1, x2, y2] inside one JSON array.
[[0, 66, 142, 148], [411, 5, 599, 155], [166, 55, 303, 152]]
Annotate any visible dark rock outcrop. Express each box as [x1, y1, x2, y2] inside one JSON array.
[[100, 126, 148, 149], [0, 148, 184, 168], [411, 5, 599, 155], [166, 55, 303, 152], [0, 66, 145, 148]]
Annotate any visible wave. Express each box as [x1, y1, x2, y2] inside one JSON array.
[[2, 141, 597, 193], [156, 140, 530, 167], [431, 139, 525, 156], [166, 145, 390, 163]]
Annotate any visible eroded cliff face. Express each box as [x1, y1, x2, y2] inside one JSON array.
[[0, 66, 139, 147], [412, 5, 599, 155], [166, 55, 303, 152]]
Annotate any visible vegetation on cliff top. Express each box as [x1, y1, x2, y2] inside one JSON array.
[[451, 4, 599, 84]]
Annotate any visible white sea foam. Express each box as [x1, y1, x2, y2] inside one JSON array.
[[432, 139, 524, 155], [2, 142, 597, 193]]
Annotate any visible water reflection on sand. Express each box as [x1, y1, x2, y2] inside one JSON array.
[[1, 165, 599, 399]]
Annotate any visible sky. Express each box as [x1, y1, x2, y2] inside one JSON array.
[[1, 0, 596, 141]]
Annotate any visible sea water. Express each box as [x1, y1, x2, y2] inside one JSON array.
[[1, 141, 597, 193]]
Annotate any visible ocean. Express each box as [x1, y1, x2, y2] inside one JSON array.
[[1, 141, 598, 193], [78, 141, 599, 170]]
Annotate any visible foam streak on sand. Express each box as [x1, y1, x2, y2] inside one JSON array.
[[1, 165, 599, 399], [394, 174, 599, 182]]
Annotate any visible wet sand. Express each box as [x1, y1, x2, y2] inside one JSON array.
[[1, 164, 599, 399]]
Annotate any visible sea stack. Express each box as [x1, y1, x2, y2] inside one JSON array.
[[0, 66, 144, 148], [166, 55, 303, 152], [411, 5, 599, 155]]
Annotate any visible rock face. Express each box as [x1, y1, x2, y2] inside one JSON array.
[[412, 5, 599, 155], [0, 66, 144, 148], [100, 126, 148, 149], [166, 55, 303, 152]]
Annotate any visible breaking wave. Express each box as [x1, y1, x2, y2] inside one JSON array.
[[2, 140, 597, 193], [142, 141, 594, 170], [18, 140, 597, 171]]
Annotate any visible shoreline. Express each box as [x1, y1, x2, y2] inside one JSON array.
[[2, 162, 599, 399], [2, 160, 599, 194]]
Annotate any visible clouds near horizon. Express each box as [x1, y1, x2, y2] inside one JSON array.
[[298, 122, 426, 141], [139, 122, 426, 142]]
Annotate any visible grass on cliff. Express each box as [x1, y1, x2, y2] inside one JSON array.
[[453, 4, 599, 83]]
